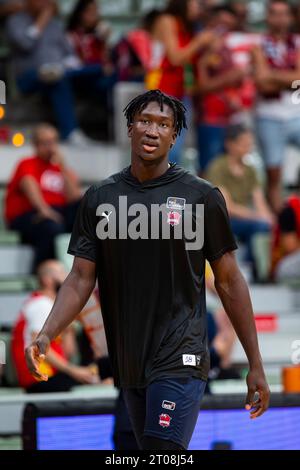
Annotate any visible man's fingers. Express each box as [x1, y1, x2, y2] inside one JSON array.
[[26, 345, 48, 381], [248, 390, 269, 419], [250, 403, 267, 419], [245, 388, 256, 410]]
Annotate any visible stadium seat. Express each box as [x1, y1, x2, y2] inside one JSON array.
[[55, 233, 73, 273], [251, 232, 272, 282]]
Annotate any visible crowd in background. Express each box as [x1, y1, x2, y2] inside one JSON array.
[[0, 3, 300, 448], [1, 0, 300, 283]]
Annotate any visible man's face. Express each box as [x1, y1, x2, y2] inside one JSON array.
[[128, 102, 177, 163], [34, 128, 59, 162], [267, 2, 292, 33]]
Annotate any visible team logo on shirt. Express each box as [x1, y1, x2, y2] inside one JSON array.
[[159, 413, 172, 428], [167, 211, 181, 226], [162, 400, 176, 411], [166, 197, 186, 211]]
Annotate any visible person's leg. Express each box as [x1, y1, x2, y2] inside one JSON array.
[[285, 116, 300, 149], [113, 390, 139, 451], [231, 217, 271, 269], [122, 387, 147, 449], [55, 201, 81, 233], [17, 69, 78, 140], [11, 212, 66, 271], [17, 70, 41, 94], [256, 117, 284, 213], [143, 376, 206, 450], [197, 123, 226, 175], [47, 76, 78, 140]]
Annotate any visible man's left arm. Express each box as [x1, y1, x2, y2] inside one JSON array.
[[211, 252, 270, 419]]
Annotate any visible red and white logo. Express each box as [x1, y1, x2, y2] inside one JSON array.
[[159, 413, 172, 428], [167, 211, 181, 226]]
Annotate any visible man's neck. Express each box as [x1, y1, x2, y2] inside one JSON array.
[[130, 158, 170, 183]]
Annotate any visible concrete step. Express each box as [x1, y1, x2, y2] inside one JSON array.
[[0, 246, 33, 277], [0, 143, 124, 185]]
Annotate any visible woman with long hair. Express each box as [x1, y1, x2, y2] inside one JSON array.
[[146, 0, 212, 164]]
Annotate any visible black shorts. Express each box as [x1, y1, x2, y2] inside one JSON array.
[[123, 376, 206, 450]]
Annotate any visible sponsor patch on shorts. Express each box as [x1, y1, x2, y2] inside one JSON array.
[[159, 413, 172, 428], [162, 400, 176, 411]]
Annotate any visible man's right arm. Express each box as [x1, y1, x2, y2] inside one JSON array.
[[25, 257, 96, 381]]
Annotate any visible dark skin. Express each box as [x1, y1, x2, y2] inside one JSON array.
[[26, 100, 270, 418]]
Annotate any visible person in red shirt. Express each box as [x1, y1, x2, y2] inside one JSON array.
[[145, 0, 213, 164], [195, 5, 254, 173], [11, 259, 98, 393], [5, 124, 81, 271], [252, 0, 300, 213], [271, 170, 300, 282]]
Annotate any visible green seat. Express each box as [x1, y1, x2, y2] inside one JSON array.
[[55, 233, 73, 272], [0, 277, 38, 293], [251, 233, 272, 282], [0, 231, 20, 245]]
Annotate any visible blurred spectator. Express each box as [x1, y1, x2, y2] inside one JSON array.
[[67, 0, 111, 67], [252, 0, 300, 213], [292, 2, 300, 34], [66, 0, 116, 96], [205, 263, 238, 380], [229, 0, 249, 32], [112, 9, 161, 83], [196, 5, 252, 172], [146, 0, 213, 163], [11, 260, 99, 393], [206, 124, 273, 273], [272, 170, 300, 283], [5, 0, 98, 143], [4, 124, 81, 271], [77, 291, 113, 384], [0, 0, 24, 20]]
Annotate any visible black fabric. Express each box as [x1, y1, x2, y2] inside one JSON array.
[[113, 390, 139, 450], [141, 436, 184, 450], [68, 164, 237, 388], [279, 206, 297, 233]]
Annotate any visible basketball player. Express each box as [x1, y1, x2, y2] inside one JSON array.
[[26, 90, 270, 450]]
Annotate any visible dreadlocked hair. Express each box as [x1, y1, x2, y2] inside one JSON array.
[[123, 89, 187, 136]]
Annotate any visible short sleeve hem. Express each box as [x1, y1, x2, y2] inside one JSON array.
[[206, 243, 238, 263], [67, 249, 97, 264]]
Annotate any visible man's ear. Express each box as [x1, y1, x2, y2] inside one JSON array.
[[128, 125, 133, 138], [170, 132, 177, 148]]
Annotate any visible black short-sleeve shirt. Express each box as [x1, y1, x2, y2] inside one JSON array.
[[69, 165, 237, 388]]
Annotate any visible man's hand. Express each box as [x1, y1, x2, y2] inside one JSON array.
[[25, 334, 51, 382], [245, 367, 270, 419]]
